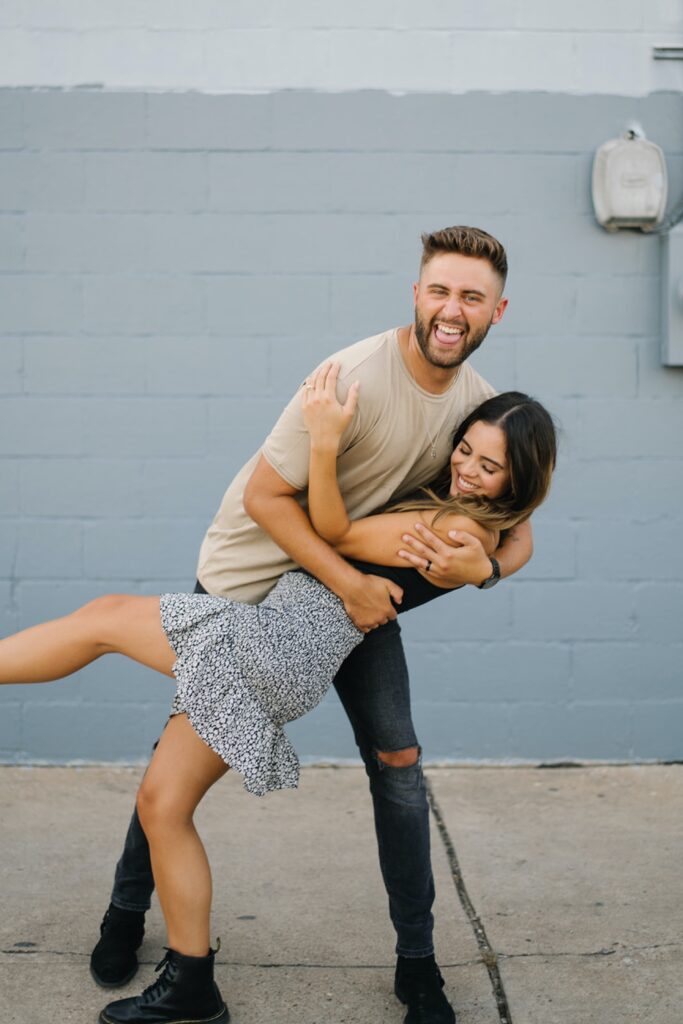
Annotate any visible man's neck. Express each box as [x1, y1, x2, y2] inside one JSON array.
[[397, 326, 462, 395]]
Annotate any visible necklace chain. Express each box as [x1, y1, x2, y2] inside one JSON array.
[[418, 402, 440, 459], [416, 364, 461, 458]]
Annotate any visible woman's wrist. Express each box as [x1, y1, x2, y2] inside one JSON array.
[[309, 438, 341, 455]]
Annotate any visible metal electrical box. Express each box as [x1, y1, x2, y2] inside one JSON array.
[[662, 223, 683, 366], [592, 133, 668, 232]]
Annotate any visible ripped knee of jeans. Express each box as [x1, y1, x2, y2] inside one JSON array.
[[375, 746, 420, 769]]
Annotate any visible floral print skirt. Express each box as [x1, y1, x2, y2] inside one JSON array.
[[160, 571, 363, 796]]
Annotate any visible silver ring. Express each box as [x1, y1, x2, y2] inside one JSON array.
[[304, 384, 314, 390], [425, 560, 432, 572]]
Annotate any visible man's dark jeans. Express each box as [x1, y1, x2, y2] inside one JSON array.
[[111, 580, 435, 957]]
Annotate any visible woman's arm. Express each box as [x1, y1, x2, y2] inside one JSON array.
[[302, 362, 360, 544], [332, 510, 497, 571]]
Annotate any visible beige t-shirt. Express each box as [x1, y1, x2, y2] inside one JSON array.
[[197, 328, 495, 602]]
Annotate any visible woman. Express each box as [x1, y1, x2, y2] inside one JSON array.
[[0, 367, 556, 1024]]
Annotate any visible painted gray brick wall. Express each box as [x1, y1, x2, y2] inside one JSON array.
[[2, 1, 680, 96], [1, 88, 682, 764]]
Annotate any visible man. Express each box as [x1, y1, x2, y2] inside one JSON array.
[[91, 226, 531, 1024]]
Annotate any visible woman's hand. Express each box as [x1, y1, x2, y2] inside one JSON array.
[[301, 362, 359, 449]]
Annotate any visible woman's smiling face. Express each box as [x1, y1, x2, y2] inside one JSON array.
[[449, 420, 510, 500]]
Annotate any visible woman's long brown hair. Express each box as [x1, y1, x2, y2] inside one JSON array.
[[388, 392, 558, 532]]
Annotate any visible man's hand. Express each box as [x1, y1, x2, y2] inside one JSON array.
[[341, 573, 403, 633], [397, 522, 492, 588]]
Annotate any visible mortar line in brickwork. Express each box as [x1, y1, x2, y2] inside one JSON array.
[[425, 776, 513, 1024]]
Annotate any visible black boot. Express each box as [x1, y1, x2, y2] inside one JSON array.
[[91, 904, 146, 988], [395, 954, 456, 1024], [99, 946, 230, 1024]]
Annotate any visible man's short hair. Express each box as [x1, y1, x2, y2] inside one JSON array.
[[420, 226, 508, 286]]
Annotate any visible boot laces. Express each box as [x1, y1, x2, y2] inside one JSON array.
[[139, 948, 178, 1005]]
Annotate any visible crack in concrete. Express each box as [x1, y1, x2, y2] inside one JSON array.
[[498, 941, 681, 961], [0, 948, 483, 970], [498, 949, 617, 961], [627, 941, 682, 953], [426, 777, 513, 1024]]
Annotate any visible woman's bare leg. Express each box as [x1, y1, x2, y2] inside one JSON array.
[[136, 714, 229, 956], [0, 594, 176, 684], [3, 598, 226, 954]]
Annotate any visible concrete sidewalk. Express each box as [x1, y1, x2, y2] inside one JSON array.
[[1, 764, 681, 1024]]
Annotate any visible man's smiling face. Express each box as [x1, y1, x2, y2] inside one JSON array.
[[412, 252, 508, 370]]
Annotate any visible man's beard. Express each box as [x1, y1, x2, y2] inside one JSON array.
[[414, 309, 492, 369]]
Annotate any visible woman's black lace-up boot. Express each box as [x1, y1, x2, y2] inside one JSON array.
[[98, 946, 230, 1024]]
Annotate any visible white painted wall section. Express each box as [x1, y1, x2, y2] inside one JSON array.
[[0, 0, 681, 94]]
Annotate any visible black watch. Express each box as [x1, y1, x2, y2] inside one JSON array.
[[478, 557, 501, 590]]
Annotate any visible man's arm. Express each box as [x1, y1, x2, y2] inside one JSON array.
[[396, 518, 533, 587], [243, 456, 402, 631], [493, 520, 534, 578]]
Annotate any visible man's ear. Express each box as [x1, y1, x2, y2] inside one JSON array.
[[491, 296, 508, 325], [412, 281, 419, 307]]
